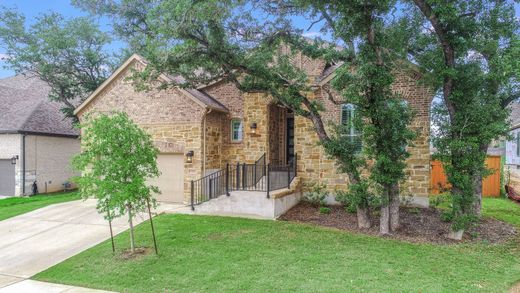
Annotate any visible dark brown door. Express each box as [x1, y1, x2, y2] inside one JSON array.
[[286, 117, 295, 164]]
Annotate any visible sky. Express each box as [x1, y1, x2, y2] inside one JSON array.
[[0, 0, 519, 78]]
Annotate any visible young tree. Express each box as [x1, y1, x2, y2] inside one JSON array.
[[73, 112, 160, 252], [406, 0, 519, 233], [0, 8, 113, 120]]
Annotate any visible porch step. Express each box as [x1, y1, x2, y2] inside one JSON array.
[[190, 177, 302, 219]]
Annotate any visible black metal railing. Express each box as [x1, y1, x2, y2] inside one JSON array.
[[190, 154, 298, 209], [190, 169, 227, 209], [254, 153, 266, 185]]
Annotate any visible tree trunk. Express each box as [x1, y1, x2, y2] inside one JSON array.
[[472, 174, 483, 216], [127, 205, 135, 253], [389, 184, 400, 232], [472, 143, 490, 216], [380, 204, 390, 235], [379, 189, 390, 235], [357, 206, 371, 229]]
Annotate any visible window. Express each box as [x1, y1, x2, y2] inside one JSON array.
[[231, 119, 243, 142], [517, 132, 520, 156], [341, 104, 362, 152]]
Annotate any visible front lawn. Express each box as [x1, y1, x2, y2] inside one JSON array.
[[0, 191, 80, 221], [482, 198, 520, 227], [34, 198, 520, 292]]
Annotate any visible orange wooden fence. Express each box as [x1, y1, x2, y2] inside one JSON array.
[[430, 156, 501, 197]]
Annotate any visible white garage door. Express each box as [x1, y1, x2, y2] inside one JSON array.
[[149, 154, 185, 203]]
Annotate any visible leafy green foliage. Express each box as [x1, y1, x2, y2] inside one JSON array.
[[72, 113, 160, 250], [301, 0, 417, 232], [319, 206, 331, 214], [73, 1, 417, 232], [0, 7, 113, 120], [303, 181, 328, 207], [73, 112, 160, 220], [335, 181, 375, 213], [406, 0, 519, 229]]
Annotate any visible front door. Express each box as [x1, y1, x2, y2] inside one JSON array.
[[286, 117, 295, 165]]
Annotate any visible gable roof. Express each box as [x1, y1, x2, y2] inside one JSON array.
[[74, 54, 228, 115], [0, 74, 78, 137]]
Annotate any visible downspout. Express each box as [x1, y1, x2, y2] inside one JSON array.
[[202, 108, 212, 176], [22, 134, 26, 196]]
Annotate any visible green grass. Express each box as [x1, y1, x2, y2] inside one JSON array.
[[482, 197, 520, 227], [431, 195, 520, 226], [0, 191, 80, 221], [34, 199, 520, 292]]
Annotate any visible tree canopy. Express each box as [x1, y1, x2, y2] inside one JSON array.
[[72, 112, 160, 251], [405, 0, 519, 231], [0, 7, 114, 120]]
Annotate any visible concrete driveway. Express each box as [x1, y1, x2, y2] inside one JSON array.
[[0, 199, 185, 289]]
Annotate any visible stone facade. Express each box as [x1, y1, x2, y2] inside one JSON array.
[[204, 81, 245, 164], [77, 59, 208, 202], [76, 55, 433, 204], [211, 71, 432, 202]]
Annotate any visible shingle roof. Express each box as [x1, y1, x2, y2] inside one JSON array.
[[162, 72, 228, 112], [510, 102, 520, 129], [185, 88, 228, 112], [0, 74, 79, 137], [316, 62, 344, 84]]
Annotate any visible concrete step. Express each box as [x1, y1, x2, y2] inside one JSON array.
[[188, 177, 302, 219]]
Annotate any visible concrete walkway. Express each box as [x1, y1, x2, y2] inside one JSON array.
[[0, 279, 113, 292], [0, 199, 185, 292]]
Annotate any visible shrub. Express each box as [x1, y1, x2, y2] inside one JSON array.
[[319, 207, 331, 214], [335, 189, 357, 214], [303, 182, 328, 207]]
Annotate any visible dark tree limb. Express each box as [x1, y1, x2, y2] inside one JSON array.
[[412, 0, 456, 121]]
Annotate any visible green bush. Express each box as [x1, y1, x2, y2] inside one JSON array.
[[303, 182, 328, 207], [335, 189, 357, 213], [319, 207, 331, 214]]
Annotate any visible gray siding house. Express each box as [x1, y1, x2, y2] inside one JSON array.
[[0, 75, 80, 196]]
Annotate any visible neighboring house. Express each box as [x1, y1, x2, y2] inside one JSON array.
[[74, 54, 433, 217], [506, 102, 520, 168], [0, 75, 80, 196]]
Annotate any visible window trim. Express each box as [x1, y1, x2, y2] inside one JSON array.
[[230, 118, 243, 143]]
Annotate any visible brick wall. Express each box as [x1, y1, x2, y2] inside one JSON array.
[[204, 81, 245, 164], [77, 60, 207, 202], [204, 111, 223, 170], [77, 56, 432, 204], [293, 70, 432, 200]]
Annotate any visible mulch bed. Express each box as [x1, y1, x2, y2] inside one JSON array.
[[279, 202, 518, 245], [120, 247, 153, 260]]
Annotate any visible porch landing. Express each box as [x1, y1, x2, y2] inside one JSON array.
[[164, 178, 302, 220]]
